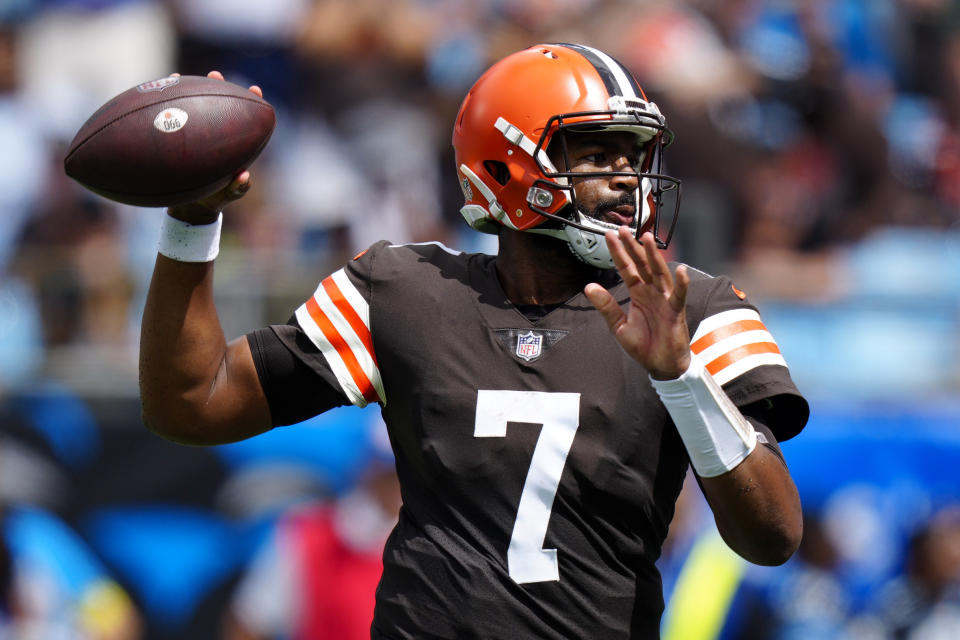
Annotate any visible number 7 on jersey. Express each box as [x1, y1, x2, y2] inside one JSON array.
[[474, 390, 581, 584]]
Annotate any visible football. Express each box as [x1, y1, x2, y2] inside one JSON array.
[[64, 75, 276, 207]]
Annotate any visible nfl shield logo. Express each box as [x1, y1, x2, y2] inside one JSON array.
[[516, 331, 543, 361], [137, 76, 181, 93]]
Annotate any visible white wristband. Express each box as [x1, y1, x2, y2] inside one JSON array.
[[157, 211, 223, 262], [651, 358, 757, 477]]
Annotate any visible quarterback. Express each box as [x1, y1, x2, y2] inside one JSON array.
[[140, 44, 808, 638]]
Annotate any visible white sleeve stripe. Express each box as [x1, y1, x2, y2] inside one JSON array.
[[294, 269, 386, 407], [692, 308, 763, 342], [702, 352, 789, 386], [294, 304, 369, 407], [329, 269, 387, 406], [330, 269, 371, 329], [311, 282, 385, 405], [693, 330, 778, 365]]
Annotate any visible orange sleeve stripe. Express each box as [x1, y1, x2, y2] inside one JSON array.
[[304, 296, 379, 403], [691, 319, 768, 354], [704, 342, 781, 376], [321, 276, 377, 364]]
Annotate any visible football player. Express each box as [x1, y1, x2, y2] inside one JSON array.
[[140, 45, 808, 638]]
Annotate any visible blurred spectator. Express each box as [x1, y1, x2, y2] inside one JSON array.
[[294, 0, 441, 71], [14, 0, 174, 142], [660, 516, 745, 640], [222, 462, 401, 640], [865, 506, 960, 639], [0, 504, 142, 640], [725, 511, 857, 640], [168, 0, 308, 110], [0, 25, 47, 276], [12, 183, 138, 389], [0, 277, 43, 391]]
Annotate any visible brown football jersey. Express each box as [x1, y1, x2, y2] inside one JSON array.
[[248, 240, 808, 639]]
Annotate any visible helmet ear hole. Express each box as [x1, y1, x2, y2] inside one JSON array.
[[483, 160, 510, 186]]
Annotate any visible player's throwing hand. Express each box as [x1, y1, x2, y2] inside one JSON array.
[[165, 71, 262, 225]]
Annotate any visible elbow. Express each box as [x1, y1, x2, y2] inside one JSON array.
[[141, 403, 192, 445], [717, 509, 803, 566], [140, 389, 269, 446], [140, 397, 214, 446], [744, 518, 803, 566], [760, 527, 802, 566]]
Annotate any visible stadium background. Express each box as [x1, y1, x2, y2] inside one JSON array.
[[0, 0, 959, 638]]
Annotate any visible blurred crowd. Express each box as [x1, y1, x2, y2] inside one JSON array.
[[658, 473, 960, 640], [0, 0, 958, 638]]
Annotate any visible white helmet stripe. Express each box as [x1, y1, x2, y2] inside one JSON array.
[[556, 43, 641, 100], [578, 45, 640, 100]]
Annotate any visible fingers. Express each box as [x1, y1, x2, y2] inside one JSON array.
[[669, 264, 690, 313], [228, 170, 252, 198], [212, 170, 251, 206], [605, 229, 643, 287], [205, 70, 262, 97], [617, 227, 653, 284], [584, 283, 625, 332], [171, 71, 261, 98], [609, 228, 674, 293], [187, 170, 252, 215], [635, 230, 673, 292]]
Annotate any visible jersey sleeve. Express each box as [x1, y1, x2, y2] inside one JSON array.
[[247, 324, 350, 426], [683, 267, 809, 441], [248, 241, 390, 426]]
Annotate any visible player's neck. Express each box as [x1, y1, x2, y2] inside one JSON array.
[[495, 229, 603, 305]]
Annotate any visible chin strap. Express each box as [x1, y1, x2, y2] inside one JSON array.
[[542, 175, 654, 270], [563, 224, 615, 268]]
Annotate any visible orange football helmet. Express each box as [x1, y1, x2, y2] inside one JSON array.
[[452, 43, 681, 268]]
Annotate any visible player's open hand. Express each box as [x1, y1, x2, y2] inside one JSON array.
[[584, 228, 692, 380], [165, 71, 262, 225]]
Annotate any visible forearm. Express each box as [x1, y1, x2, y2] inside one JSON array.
[[651, 359, 802, 565], [140, 255, 222, 427], [139, 208, 270, 444], [699, 445, 802, 565]]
